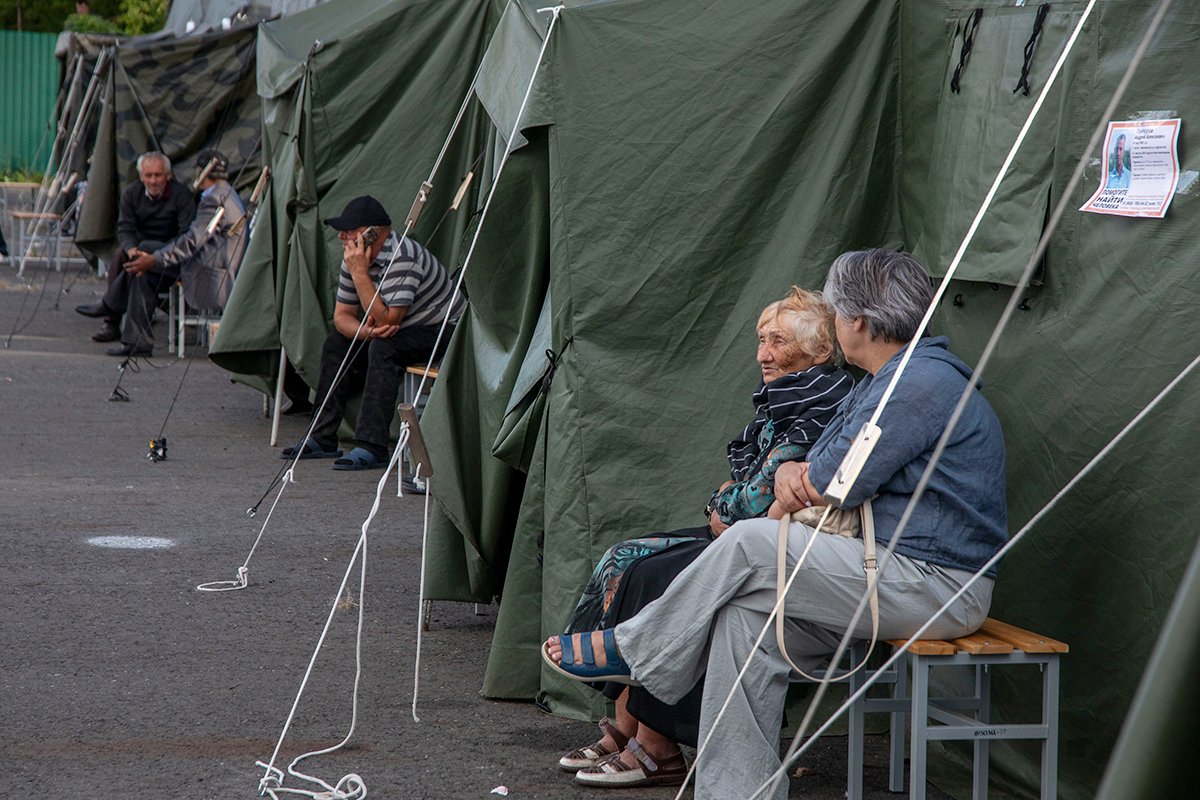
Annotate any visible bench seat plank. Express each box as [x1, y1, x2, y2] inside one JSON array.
[[979, 618, 1069, 654], [949, 631, 1014, 654], [886, 638, 956, 655]]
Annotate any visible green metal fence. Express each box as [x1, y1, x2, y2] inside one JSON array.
[[0, 30, 60, 173]]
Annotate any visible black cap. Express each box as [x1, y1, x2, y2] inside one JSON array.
[[195, 149, 229, 180], [323, 195, 392, 230]]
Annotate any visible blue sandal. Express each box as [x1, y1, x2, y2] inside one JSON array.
[[332, 446, 385, 471], [541, 629, 639, 686], [280, 436, 342, 460]]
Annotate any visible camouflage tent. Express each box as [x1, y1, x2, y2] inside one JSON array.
[[72, 22, 263, 259], [65, 3, 332, 259]]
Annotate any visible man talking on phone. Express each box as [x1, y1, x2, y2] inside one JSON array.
[[282, 195, 464, 470]]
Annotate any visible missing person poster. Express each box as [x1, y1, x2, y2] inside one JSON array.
[[1080, 119, 1182, 218]]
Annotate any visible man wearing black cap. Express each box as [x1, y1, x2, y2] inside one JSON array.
[[75, 151, 195, 343], [98, 149, 246, 357], [281, 194, 464, 470]]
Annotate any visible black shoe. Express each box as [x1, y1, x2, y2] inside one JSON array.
[[91, 321, 120, 342], [75, 301, 111, 318], [106, 343, 153, 357], [281, 397, 314, 416]]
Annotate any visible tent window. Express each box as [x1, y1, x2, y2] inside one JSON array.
[[907, 5, 1082, 286]]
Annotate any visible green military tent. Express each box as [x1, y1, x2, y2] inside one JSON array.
[[409, 1, 1200, 798], [209, 0, 1200, 797], [208, 0, 500, 393]]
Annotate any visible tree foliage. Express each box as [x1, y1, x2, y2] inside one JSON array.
[[118, 0, 167, 36], [0, 0, 165, 34], [0, 1, 121, 32]]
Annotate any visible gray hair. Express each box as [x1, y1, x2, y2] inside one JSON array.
[[136, 151, 171, 175], [823, 249, 933, 343]]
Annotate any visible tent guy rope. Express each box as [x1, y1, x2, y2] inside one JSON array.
[[250, 5, 564, 798], [746, 1, 1174, 796], [665, 0, 1175, 795], [196, 4, 501, 593]]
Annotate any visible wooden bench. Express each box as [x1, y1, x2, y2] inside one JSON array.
[[885, 619, 1068, 800], [797, 618, 1067, 800]]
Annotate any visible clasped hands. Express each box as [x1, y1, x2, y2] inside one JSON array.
[[359, 315, 399, 339], [124, 248, 156, 275], [768, 461, 822, 520], [708, 462, 823, 537]]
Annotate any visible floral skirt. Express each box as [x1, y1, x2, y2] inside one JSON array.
[[565, 526, 711, 634]]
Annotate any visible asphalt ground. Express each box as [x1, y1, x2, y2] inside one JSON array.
[[0, 267, 947, 800]]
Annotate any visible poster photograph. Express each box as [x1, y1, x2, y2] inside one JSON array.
[[1080, 118, 1182, 218]]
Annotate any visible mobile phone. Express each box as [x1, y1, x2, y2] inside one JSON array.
[[361, 226, 380, 248]]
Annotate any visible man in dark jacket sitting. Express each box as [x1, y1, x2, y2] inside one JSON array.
[[75, 151, 195, 344], [84, 151, 246, 357]]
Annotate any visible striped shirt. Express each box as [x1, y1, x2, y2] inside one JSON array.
[[336, 232, 465, 329]]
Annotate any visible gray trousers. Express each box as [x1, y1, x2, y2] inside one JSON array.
[[615, 517, 993, 800]]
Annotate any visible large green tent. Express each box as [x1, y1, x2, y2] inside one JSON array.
[[205, 0, 1199, 796], [408, 1, 1200, 798], [208, 0, 500, 393]]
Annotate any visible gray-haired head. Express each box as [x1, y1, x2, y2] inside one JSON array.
[[136, 151, 171, 176], [822, 249, 933, 343]]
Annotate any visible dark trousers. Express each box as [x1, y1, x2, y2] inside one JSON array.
[[309, 323, 448, 459], [101, 240, 174, 349], [599, 533, 712, 747]]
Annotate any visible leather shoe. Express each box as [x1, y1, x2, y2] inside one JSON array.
[[91, 321, 120, 342], [106, 343, 153, 357], [75, 301, 111, 318]]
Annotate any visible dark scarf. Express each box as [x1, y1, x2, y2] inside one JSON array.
[[726, 363, 854, 482]]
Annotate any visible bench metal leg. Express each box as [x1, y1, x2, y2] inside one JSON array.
[[890, 650, 908, 792], [847, 658, 866, 800], [973, 664, 992, 800], [167, 287, 178, 354], [1042, 658, 1060, 800], [909, 653, 929, 800]]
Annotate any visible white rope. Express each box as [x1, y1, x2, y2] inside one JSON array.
[[669, 0, 1183, 794], [402, 0, 564, 724], [254, 8, 566, 792], [673, 2, 1102, 794], [196, 467, 296, 591], [862, 0, 1098, 432], [412, 469, 431, 722], [745, 2, 1173, 796], [256, 429, 410, 800], [196, 0, 513, 591]]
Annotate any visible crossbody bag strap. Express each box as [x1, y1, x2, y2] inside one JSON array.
[[775, 500, 879, 681]]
